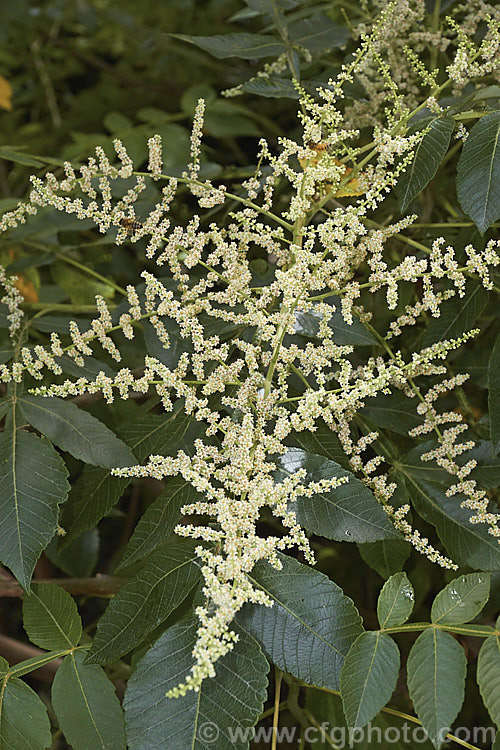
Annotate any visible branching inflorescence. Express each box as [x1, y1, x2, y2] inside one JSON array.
[[0, 14, 499, 696]]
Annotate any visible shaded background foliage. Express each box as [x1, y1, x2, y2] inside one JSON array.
[[0, 0, 498, 748]]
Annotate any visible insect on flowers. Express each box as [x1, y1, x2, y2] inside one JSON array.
[[119, 217, 143, 234], [299, 141, 366, 198]]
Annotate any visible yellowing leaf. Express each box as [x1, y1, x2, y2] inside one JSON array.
[[0, 76, 12, 111], [299, 146, 365, 198], [14, 275, 39, 303]]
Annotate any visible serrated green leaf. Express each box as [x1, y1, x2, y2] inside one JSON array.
[[398, 451, 500, 570], [0, 677, 51, 749], [457, 111, 500, 233], [294, 304, 378, 347], [23, 583, 82, 650], [431, 573, 490, 624], [19, 395, 136, 469], [477, 631, 500, 727], [117, 477, 199, 571], [288, 15, 348, 51], [0, 146, 45, 167], [340, 631, 400, 729], [465, 440, 500, 488], [45, 528, 99, 577], [407, 629, 466, 748], [284, 420, 351, 470], [124, 615, 268, 750], [247, 0, 302, 11], [52, 651, 126, 750], [360, 392, 421, 435], [60, 465, 129, 549], [61, 408, 203, 547], [171, 32, 285, 59], [377, 572, 415, 628], [241, 76, 301, 99], [422, 280, 488, 346], [488, 333, 500, 450], [87, 543, 201, 664], [51, 261, 114, 304], [0, 429, 70, 589], [238, 553, 363, 689], [275, 448, 401, 543], [0, 397, 11, 422], [358, 539, 411, 579], [0, 347, 13, 366], [397, 117, 454, 212]]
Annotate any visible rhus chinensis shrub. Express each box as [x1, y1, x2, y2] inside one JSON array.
[[0, 2, 499, 749]]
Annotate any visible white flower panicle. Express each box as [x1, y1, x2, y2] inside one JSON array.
[[0, 267, 24, 337], [1, 13, 498, 697]]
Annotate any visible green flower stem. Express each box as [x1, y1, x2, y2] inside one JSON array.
[[307, 260, 485, 303], [22, 303, 100, 313], [410, 222, 500, 228], [22, 239, 127, 296], [135, 170, 294, 232], [289, 362, 313, 391], [56, 252, 127, 296]]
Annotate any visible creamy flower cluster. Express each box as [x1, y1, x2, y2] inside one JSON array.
[[409, 376, 500, 541], [0, 19, 498, 697]]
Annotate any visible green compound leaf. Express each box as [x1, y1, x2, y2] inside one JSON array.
[[238, 553, 363, 690], [124, 615, 268, 750], [60, 466, 128, 549], [377, 572, 415, 628], [477, 626, 500, 727], [285, 420, 351, 470], [0, 429, 70, 589], [19, 395, 135, 469], [275, 448, 402, 543], [396, 116, 454, 212], [241, 77, 301, 99], [0, 677, 51, 750], [294, 304, 377, 347], [431, 573, 490, 625], [398, 450, 500, 571], [464, 440, 500, 488], [0, 146, 45, 167], [171, 32, 285, 59], [23, 583, 82, 650], [52, 651, 126, 750], [340, 631, 400, 729], [288, 14, 349, 51], [359, 392, 422, 435], [358, 538, 411, 579], [407, 629, 466, 749], [488, 333, 500, 450], [87, 542, 202, 664], [117, 477, 201, 572], [61, 407, 203, 548], [457, 111, 500, 233]]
